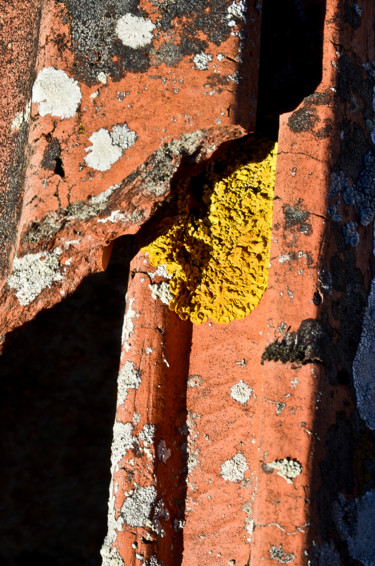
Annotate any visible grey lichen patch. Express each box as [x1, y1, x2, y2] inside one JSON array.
[[287, 91, 333, 137], [193, 51, 213, 70], [141, 129, 217, 197], [318, 266, 332, 295], [59, 0, 236, 84], [328, 156, 375, 247], [84, 123, 137, 171], [121, 485, 157, 527], [353, 275, 375, 430], [334, 491, 375, 566], [185, 411, 201, 476], [97, 210, 127, 224], [97, 71, 108, 84], [288, 107, 319, 133], [57, 0, 152, 83], [276, 402, 286, 415], [11, 101, 31, 131], [8, 249, 63, 305], [221, 452, 249, 482], [227, 0, 247, 22], [32, 67, 82, 119], [151, 498, 169, 536], [262, 458, 302, 485], [140, 423, 155, 445], [145, 557, 164, 566], [24, 183, 121, 244], [187, 374, 203, 388], [261, 319, 330, 366], [117, 361, 141, 407], [101, 474, 125, 565], [343, 221, 359, 247], [269, 544, 296, 564], [343, 0, 362, 29], [327, 59, 375, 247], [332, 154, 375, 229], [24, 212, 66, 244], [283, 201, 312, 235], [230, 380, 253, 404], [242, 501, 254, 541]]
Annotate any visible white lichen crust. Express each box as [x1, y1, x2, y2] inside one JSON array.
[[121, 486, 157, 527], [121, 297, 140, 351], [149, 281, 173, 305], [230, 380, 253, 404], [116, 14, 155, 49], [117, 361, 141, 407], [84, 123, 137, 171], [111, 422, 136, 470], [32, 67, 82, 119], [193, 52, 213, 70], [8, 249, 63, 305], [11, 101, 31, 130], [266, 458, 302, 484], [100, 543, 125, 566], [221, 452, 249, 482], [227, 0, 247, 22]]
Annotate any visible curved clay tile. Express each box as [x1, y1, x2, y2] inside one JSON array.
[[1, 0, 375, 565]]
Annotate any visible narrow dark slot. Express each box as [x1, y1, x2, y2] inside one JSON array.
[[54, 156, 65, 178], [256, 0, 326, 136]]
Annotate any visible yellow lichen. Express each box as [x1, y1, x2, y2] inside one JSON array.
[[143, 137, 277, 324]]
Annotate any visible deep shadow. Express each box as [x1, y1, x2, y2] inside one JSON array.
[[302, 4, 375, 565], [152, 312, 192, 564], [0, 242, 133, 566], [54, 156, 65, 178], [256, 0, 326, 135]]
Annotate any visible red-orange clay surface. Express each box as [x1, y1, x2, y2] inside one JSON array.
[[1, 0, 375, 565]]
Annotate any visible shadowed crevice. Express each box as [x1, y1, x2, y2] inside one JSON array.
[[0, 255, 130, 566]]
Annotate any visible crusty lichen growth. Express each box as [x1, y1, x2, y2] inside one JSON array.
[[143, 138, 277, 324]]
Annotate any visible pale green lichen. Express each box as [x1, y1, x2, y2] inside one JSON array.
[[143, 137, 277, 324]]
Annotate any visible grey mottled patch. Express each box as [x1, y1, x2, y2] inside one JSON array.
[[269, 544, 295, 563], [353, 266, 375, 430], [59, 0, 235, 85], [283, 201, 312, 235]]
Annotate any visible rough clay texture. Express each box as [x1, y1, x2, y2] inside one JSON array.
[[0, 0, 260, 341], [0, 0, 41, 281], [144, 138, 277, 324], [2, 0, 375, 565]]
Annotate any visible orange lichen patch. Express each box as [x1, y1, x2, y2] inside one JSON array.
[[143, 138, 277, 324]]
